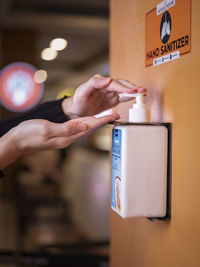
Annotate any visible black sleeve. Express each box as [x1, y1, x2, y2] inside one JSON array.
[[0, 97, 68, 137], [0, 170, 4, 178]]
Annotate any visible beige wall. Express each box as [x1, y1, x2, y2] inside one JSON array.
[[110, 0, 200, 266]]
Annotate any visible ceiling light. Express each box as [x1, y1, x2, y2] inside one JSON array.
[[50, 38, 68, 51], [41, 48, 57, 61], [34, 70, 47, 83]]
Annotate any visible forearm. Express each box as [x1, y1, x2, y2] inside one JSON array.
[[0, 98, 68, 137], [0, 130, 20, 169]]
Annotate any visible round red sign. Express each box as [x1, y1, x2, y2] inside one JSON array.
[[0, 62, 44, 112]]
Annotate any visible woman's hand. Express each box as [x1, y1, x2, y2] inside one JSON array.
[[0, 113, 120, 169], [62, 74, 146, 118]]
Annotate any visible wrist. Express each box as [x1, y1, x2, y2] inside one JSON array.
[[62, 96, 79, 119], [0, 129, 21, 169]]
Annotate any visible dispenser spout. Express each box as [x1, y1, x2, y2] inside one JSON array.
[[136, 93, 144, 105], [118, 92, 150, 123]]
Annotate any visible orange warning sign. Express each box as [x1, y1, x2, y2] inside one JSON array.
[[145, 0, 191, 67]]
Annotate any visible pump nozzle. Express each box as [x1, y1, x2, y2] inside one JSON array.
[[118, 92, 150, 123], [135, 93, 144, 105]]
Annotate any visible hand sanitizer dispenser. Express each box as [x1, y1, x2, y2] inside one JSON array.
[[111, 93, 171, 219]]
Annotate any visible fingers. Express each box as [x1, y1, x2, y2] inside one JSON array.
[[118, 90, 147, 103], [117, 79, 147, 93], [46, 120, 88, 137], [106, 80, 137, 93], [47, 113, 120, 139], [46, 113, 120, 149], [91, 74, 112, 89], [137, 87, 147, 93], [83, 113, 120, 131], [118, 95, 136, 103], [80, 74, 112, 97], [72, 114, 120, 132], [77, 74, 146, 96], [116, 79, 139, 89], [106, 79, 147, 94], [75, 74, 146, 102]]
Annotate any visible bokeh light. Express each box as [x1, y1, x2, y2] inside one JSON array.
[[41, 48, 57, 61], [34, 70, 47, 83], [50, 38, 68, 51]]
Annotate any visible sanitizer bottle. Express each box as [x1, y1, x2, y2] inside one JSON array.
[[111, 93, 171, 219]]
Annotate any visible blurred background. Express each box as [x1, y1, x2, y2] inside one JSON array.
[[0, 0, 111, 266]]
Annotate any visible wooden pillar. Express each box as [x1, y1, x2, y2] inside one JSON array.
[[110, 0, 200, 266]]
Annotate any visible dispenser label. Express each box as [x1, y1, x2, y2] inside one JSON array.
[[111, 128, 122, 213], [145, 0, 191, 67]]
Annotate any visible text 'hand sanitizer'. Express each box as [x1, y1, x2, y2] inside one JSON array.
[[111, 93, 171, 220]]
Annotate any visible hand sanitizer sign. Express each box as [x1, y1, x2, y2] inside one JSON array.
[[145, 0, 191, 67], [111, 128, 122, 214]]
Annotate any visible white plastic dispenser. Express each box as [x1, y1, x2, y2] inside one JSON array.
[[111, 93, 171, 219]]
